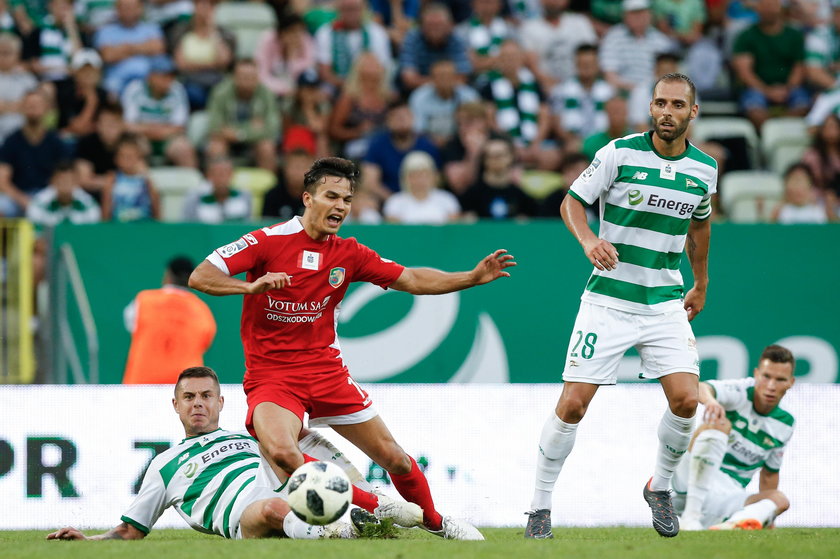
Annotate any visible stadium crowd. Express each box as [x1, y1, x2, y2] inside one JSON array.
[[0, 0, 838, 227]]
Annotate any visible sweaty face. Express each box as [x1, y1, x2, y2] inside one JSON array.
[[752, 359, 794, 413], [302, 176, 353, 240], [173, 377, 224, 437], [650, 80, 696, 143]]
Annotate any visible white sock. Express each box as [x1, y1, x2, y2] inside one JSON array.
[[530, 414, 578, 511], [728, 499, 778, 527], [650, 408, 694, 491], [683, 429, 728, 518], [283, 512, 325, 539], [299, 431, 370, 490]]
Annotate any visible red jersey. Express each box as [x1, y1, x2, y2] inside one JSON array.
[[206, 217, 405, 375]]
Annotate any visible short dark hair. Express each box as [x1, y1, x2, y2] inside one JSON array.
[[99, 101, 124, 118], [653, 72, 697, 106], [759, 344, 795, 372], [175, 366, 221, 395], [783, 162, 815, 184], [53, 159, 76, 175], [167, 255, 195, 287], [303, 157, 360, 194], [655, 52, 680, 65], [576, 44, 598, 56]]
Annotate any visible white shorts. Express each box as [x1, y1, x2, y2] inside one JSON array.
[[231, 455, 287, 539], [561, 302, 699, 384], [672, 460, 748, 528]]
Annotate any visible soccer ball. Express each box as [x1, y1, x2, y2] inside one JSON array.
[[287, 461, 352, 525]]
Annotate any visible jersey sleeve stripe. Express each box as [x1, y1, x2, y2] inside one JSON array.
[[206, 252, 231, 276], [222, 477, 255, 539], [121, 515, 151, 534], [567, 189, 591, 207]]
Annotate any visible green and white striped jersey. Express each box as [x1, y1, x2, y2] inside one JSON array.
[[569, 131, 717, 314], [122, 429, 276, 539], [706, 378, 795, 488]]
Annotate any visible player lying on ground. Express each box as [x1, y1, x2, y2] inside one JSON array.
[[673, 344, 796, 530], [47, 367, 402, 541], [189, 157, 516, 540]]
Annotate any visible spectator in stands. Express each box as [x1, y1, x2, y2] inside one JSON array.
[[399, 2, 471, 92], [383, 150, 461, 223], [732, 0, 809, 130], [144, 0, 193, 43], [520, 0, 597, 90], [94, 0, 165, 97], [651, 0, 705, 51], [628, 51, 679, 132], [456, 0, 514, 79], [0, 33, 38, 144], [441, 100, 492, 194], [362, 99, 441, 200], [802, 113, 840, 197], [805, 2, 840, 92], [206, 58, 280, 172], [255, 11, 313, 99], [328, 53, 393, 159], [461, 136, 537, 219], [56, 49, 108, 139], [538, 151, 589, 217], [550, 44, 615, 153], [25, 0, 81, 83], [409, 59, 480, 147], [183, 156, 252, 223], [74, 0, 115, 38], [582, 95, 632, 160], [0, 89, 68, 217], [370, 0, 418, 46], [123, 255, 216, 385], [591, 0, 624, 34], [75, 102, 123, 199], [261, 147, 313, 220], [121, 55, 197, 168], [172, 0, 234, 110], [9, 0, 47, 37], [482, 40, 559, 170], [26, 159, 101, 227], [283, 69, 331, 158], [315, 0, 392, 93], [103, 134, 160, 221], [599, 0, 673, 93], [771, 163, 832, 223]]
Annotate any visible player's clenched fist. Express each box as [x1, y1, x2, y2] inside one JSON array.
[[247, 272, 293, 294]]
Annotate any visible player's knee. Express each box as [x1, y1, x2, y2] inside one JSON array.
[[770, 491, 790, 513], [556, 397, 588, 423], [669, 392, 698, 417], [376, 446, 412, 474], [266, 445, 304, 474]]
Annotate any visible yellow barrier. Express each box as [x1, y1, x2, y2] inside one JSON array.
[[0, 218, 34, 383]]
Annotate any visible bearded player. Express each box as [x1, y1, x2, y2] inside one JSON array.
[[189, 157, 516, 540]]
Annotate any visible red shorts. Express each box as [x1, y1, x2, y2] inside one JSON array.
[[243, 367, 378, 437]]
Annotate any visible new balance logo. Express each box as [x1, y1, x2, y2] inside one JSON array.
[[632, 171, 648, 180]]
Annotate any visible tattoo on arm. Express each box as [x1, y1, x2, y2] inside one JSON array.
[[686, 231, 696, 262]]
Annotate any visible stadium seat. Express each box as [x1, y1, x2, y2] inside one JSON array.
[[769, 143, 808, 176], [149, 166, 204, 222], [719, 170, 784, 223], [760, 117, 810, 172], [690, 117, 761, 169], [187, 110, 210, 147], [232, 167, 277, 217], [215, 2, 277, 59]]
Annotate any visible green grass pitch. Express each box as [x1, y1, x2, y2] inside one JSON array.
[[4, 527, 840, 559]]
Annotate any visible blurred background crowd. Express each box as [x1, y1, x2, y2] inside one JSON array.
[[0, 0, 839, 227]]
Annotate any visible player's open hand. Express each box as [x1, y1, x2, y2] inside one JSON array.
[[472, 249, 516, 285], [703, 400, 727, 424], [583, 238, 619, 271], [46, 527, 87, 540], [247, 272, 293, 294], [683, 286, 706, 321]]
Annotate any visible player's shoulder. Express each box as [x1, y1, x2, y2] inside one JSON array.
[[684, 141, 719, 171], [259, 217, 306, 239], [608, 131, 651, 155], [707, 377, 753, 396], [768, 403, 796, 429]]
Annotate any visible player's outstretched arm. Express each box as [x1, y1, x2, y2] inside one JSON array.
[[189, 260, 292, 296], [560, 195, 618, 271], [684, 218, 711, 321], [47, 522, 146, 541], [390, 249, 516, 295], [758, 468, 781, 492], [699, 382, 725, 423]]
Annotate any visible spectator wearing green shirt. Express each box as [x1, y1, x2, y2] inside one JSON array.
[[582, 95, 632, 161], [732, 0, 809, 130]]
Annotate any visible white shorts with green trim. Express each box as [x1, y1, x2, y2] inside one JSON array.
[[561, 302, 700, 385]]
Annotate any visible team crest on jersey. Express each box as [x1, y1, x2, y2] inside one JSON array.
[[300, 250, 321, 271], [218, 239, 248, 258], [329, 267, 346, 288]]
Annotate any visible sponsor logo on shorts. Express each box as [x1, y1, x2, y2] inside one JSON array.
[[218, 239, 248, 258], [329, 267, 346, 288], [628, 189, 644, 205], [688, 337, 697, 349], [568, 360, 579, 367]]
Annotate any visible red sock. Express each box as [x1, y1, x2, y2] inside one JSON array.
[[390, 456, 442, 530], [303, 454, 379, 513]]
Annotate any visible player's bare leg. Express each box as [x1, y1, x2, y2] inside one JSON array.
[[644, 372, 698, 537], [526, 382, 599, 539], [253, 402, 306, 480], [332, 417, 483, 539]]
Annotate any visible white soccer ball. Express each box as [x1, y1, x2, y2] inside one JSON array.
[[287, 461, 352, 525]]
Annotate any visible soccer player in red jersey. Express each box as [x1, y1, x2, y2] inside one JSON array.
[[189, 157, 515, 539]]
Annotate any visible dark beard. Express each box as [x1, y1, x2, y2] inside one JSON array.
[[653, 118, 690, 143]]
